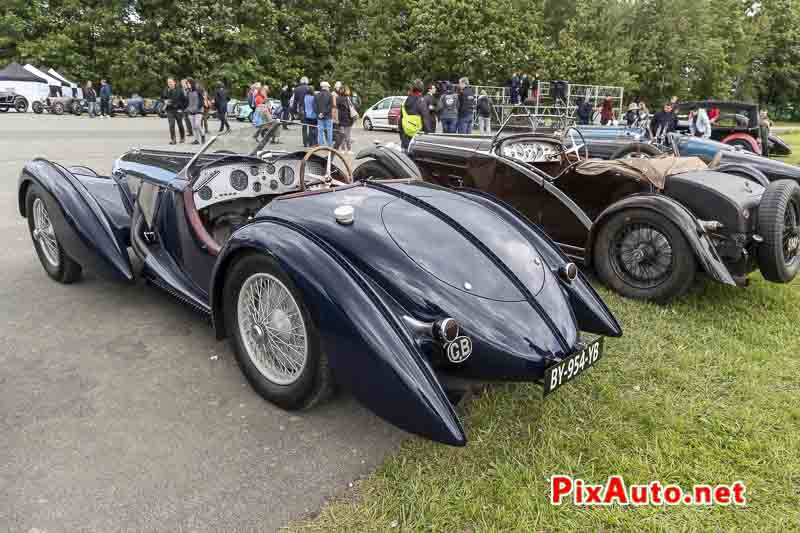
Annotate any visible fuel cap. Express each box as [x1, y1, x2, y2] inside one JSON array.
[[335, 205, 354, 225]]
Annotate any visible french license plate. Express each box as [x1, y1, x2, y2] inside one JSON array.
[[543, 338, 604, 397]]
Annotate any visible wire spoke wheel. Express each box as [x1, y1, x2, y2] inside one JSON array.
[[782, 199, 800, 263], [32, 198, 60, 268], [236, 272, 308, 385], [610, 223, 674, 289]]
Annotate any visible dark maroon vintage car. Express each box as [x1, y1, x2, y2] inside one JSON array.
[[353, 129, 800, 302]]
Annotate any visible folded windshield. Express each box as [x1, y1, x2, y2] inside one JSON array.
[[184, 122, 283, 176]]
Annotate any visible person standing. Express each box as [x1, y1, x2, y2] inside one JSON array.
[[457, 77, 476, 134], [423, 84, 438, 133], [335, 85, 355, 153], [520, 74, 530, 102], [303, 85, 317, 147], [214, 82, 231, 133], [650, 102, 676, 141], [436, 82, 459, 133], [161, 78, 186, 144], [99, 79, 111, 118], [477, 90, 492, 135], [576, 98, 593, 125], [760, 109, 772, 157], [280, 84, 292, 128], [625, 102, 639, 126], [84, 81, 97, 118], [600, 96, 615, 125], [510, 72, 520, 104], [292, 76, 310, 121], [252, 86, 268, 128], [185, 79, 205, 145], [181, 79, 194, 136], [689, 106, 711, 138], [399, 80, 431, 151], [315, 81, 334, 147], [199, 81, 210, 135]]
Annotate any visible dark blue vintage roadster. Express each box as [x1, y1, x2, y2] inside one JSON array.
[[17, 124, 621, 446]]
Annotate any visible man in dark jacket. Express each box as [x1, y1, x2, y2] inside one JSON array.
[[650, 102, 676, 141], [314, 81, 334, 146], [292, 76, 310, 120], [214, 82, 230, 133], [520, 74, 530, 102], [279, 84, 292, 129], [510, 72, 520, 104], [436, 82, 459, 133], [457, 77, 476, 134], [99, 79, 112, 118], [399, 79, 432, 151], [576, 98, 593, 125], [161, 77, 186, 144], [423, 84, 438, 133]]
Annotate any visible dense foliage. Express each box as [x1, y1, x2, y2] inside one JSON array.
[[1, 0, 798, 110]]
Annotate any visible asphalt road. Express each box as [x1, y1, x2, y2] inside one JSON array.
[[0, 113, 403, 533]]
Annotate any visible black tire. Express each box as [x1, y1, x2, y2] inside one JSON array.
[[610, 143, 663, 160], [363, 117, 373, 131], [352, 159, 394, 181], [756, 180, 800, 283], [225, 254, 333, 410], [0, 107, 7, 113], [726, 139, 755, 153], [25, 184, 82, 284], [15, 98, 28, 113], [72, 101, 82, 115], [32, 101, 44, 114], [52, 102, 65, 115], [593, 208, 696, 303]]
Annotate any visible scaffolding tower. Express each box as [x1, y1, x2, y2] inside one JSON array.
[[490, 80, 625, 130]]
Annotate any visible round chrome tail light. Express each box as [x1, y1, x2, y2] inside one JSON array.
[[558, 263, 578, 282], [434, 318, 459, 343]]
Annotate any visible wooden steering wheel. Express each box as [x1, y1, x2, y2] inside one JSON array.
[[298, 146, 353, 191]]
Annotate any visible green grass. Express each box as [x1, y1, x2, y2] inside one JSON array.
[[779, 133, 800, 165], [294, 143, 800, 532], [774, 122, 800, 131]]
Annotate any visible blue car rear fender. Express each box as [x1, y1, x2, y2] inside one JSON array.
[[209, 218, 467, 446]]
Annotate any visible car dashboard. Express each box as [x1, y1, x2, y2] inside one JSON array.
[[192, 159, 306, 210], [500, 139, 562, 163]]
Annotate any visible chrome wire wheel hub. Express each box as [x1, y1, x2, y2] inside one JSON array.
[[783, 200, 800, 262], [612, 224, 673, 288], [32, 198, 59, 267], [237, 273, 308, 385]]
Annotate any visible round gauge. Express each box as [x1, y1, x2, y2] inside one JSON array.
[[270, 180, 279, 191], [278, 166, 295, 186], [230, 169, 248, 191], [198, 186, 212, 201], [265, 163, 276, 175], [250, 166, 260, 176], [252, 181, 261, 193]]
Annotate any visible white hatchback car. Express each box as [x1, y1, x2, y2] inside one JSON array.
[[362, 95, 406, 131]]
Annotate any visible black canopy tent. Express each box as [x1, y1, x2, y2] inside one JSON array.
[[0, 62, 49, 83]]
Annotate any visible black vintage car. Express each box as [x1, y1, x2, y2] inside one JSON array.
[[0, 89, 29, 112], [353, 129, 800, 302], [17, 124, 620, 446], [579, 128, 800, 185]]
